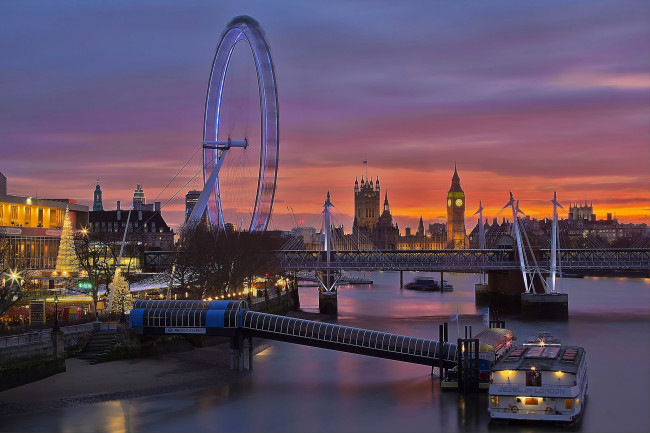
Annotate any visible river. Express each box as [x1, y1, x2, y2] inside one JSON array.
[[2, 272, 649, 432]]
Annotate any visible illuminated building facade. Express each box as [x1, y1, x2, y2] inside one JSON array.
[[93, 181, 103, 211], [353, 176, 380, 234], [568, 201, 595, 221], [185, 190, 201, 222], [0, 170, 88, 270], [89, 184, 175, 272], [375, 193, 399, 250], [446, 165, 467, 249]]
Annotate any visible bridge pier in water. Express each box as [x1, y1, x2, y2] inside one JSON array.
[[521, 293, 568, 320], [317, 270, 338, 315], [476, 271, 568, 319], [229, 334, 253, 371], [318, 290, 338, 315]]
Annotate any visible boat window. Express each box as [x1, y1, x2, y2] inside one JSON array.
[[526, 370, 542, 386], [565, 398, 574, 409], [524, 398, 539, 405], [491, 396, 499, 407]]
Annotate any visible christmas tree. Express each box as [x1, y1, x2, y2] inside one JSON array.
[[109, 268, 132, 313], [55, 206, 82, 275]]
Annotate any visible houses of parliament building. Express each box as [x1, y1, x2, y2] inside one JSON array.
[[351, 166, 468, 250]]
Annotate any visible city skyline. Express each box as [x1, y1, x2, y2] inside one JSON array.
[[1, 0, 648, 232]]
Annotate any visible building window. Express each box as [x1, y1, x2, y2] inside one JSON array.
[[11, 205, 18, 224], [525, 370, 541, 386]]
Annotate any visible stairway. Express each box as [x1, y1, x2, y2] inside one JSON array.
[[75, 331, 120, 364]]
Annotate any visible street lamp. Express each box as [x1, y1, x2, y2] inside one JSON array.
[[53, 294, 60, 332]]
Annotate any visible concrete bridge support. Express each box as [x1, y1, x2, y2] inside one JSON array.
[[318, 271, 338, 315], [229, 335, 253, 371], [318, 291, 338, 315], [476, 271, 568, 319], [475, 271, 526, 313], [521, 293, 568, 320]]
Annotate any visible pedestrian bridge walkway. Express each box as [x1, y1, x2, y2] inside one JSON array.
[[129, 300, 459, 369]]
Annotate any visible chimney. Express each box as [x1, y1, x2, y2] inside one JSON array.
[[117, 200, 121, 210], [155, 201, 161, 212]]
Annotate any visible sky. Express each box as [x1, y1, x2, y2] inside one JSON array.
[[1, 0, 648, 233]]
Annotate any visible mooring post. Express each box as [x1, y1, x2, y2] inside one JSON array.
[[457, 337, 464, 392], [436, 324, 444, 377], [473, 337, 480, 391], [400, 271, 403, 289], [443, 322, 448, 345]]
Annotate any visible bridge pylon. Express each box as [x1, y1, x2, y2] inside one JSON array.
[[317, 191, 339, 315], [475, 192, 569, 319]]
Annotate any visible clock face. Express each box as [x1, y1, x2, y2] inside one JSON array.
[[447, 199, 451, 207], [455, 198, 463, 207]]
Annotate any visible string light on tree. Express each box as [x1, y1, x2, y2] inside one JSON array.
[[53, 206, 86, 277], [109, 268, 132, 314]]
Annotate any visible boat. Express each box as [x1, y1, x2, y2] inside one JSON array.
[[441, 280, 454, 291], [404, 277, 440, 291], [441, 327, 514, 390], [488, 332, 587, 424]]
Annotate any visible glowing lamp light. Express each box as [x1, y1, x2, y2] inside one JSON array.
[[531, 366, 536, 371]]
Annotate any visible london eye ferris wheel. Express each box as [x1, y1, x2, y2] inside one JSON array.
[[187, 16, 279, 233]]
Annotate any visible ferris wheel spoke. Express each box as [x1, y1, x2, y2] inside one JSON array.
[[198, 16, 278, 233]]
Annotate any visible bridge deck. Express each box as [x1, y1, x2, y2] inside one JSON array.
[[240, 310, 458, 368], [278, 248, 650, 272], [129, 301, 458, 369]]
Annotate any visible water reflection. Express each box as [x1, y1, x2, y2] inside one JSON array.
[[2, 272, 648, 432]]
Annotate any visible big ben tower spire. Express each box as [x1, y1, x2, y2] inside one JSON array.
[[446, 164, 467, 248]]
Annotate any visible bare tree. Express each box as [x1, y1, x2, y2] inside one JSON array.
[[74, 230, 130, 312], [169, 225, 282, 300]]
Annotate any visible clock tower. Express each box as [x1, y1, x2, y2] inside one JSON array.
[[446, 164, 466, 248]]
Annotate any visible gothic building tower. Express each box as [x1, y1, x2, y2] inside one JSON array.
[[353, 176, 380, 234], [375, 192, 399, 250], [446, 164, 467, 248], [93, 180, 103, 211]]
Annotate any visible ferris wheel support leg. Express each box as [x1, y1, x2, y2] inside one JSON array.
[[185, 151, 228, 233]]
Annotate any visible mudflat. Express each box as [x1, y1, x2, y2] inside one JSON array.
[[0, 342, 241, 416]]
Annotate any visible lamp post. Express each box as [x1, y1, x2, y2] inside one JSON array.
[[53, 294, 60, 332]]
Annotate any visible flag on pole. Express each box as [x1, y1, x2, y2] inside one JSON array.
[[362, 160, 368, 164], [450, 310, 459, 322]]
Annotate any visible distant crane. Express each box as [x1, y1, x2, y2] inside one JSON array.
[[286, 204, 300, 228]]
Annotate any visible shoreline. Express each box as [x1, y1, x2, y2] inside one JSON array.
[[0, 309, 331, 416], [0, 339, 257, 416]]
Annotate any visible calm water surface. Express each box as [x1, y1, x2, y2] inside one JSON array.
[[4, 272, 650, 432]]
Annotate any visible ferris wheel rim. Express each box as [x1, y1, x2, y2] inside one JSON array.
[[203, 16, 279, 233]]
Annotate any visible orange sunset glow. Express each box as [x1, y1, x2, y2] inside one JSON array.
[[1, 2, 648, 233]]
